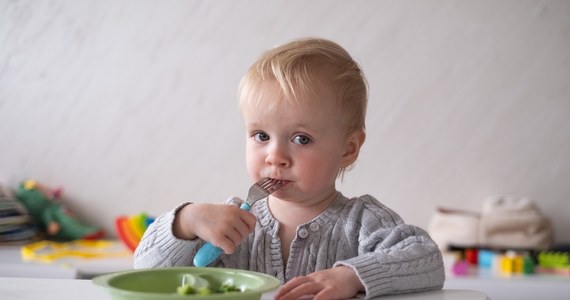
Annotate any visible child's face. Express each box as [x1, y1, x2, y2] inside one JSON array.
[[242, 82, 355, 204]]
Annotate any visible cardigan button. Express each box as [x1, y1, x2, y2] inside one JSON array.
[[298, 228, 309, 239], [309, 223, 320, 232]]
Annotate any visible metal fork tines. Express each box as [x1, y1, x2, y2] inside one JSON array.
[[243, 178, 283, 208]]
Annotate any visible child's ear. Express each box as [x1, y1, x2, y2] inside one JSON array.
[[341, 129, 366, 167]]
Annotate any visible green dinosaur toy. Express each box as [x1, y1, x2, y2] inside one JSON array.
[[15, 179, 104, 241]]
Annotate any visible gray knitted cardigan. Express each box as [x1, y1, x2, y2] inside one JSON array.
[[134, 193, 445, 298]]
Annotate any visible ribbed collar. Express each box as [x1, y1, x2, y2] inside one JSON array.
[[253, 192, 347, 235]]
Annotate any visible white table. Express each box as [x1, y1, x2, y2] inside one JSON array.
[[445, 273, 570, 300], [441, 251, 570, 300], [0, 276, 489, 300]]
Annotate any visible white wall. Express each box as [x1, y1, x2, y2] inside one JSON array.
[[1, 0, 569, 244]]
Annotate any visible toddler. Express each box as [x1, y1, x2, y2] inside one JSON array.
[[134, 37, 445, 299]]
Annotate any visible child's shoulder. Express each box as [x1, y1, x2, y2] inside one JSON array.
[[337, 193, 404, 225], [341, 193, 387, 208]]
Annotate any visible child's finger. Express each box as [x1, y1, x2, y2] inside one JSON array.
[[275, 276, 320, 300], [238, 211, 257, 232]]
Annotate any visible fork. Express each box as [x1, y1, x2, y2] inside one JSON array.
[[193, 178, 283, 267]]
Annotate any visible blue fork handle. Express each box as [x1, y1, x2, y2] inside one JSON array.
[[193, 242, 223, 267], [193, 202, 252, 267]]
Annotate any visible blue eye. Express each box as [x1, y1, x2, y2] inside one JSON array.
[[293, 135, 311, 145], [253, 132, 270, 142]]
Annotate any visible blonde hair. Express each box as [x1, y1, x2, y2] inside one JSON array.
[[238, 37, 368, 134]]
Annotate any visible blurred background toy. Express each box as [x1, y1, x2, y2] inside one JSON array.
[[15, 179, 104, 241], [536, 250, 570, 276], [115, 213, 154, 252]]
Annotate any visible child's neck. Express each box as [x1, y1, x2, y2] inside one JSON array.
[[269, 190, 337, 223], [268, 190, 338, 265]]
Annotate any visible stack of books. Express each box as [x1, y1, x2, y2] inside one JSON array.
[[0, 184, 37, 244]]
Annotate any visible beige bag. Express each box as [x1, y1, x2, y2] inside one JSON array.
[[428, 207, 481, 251], [478, 196, 553, 250]]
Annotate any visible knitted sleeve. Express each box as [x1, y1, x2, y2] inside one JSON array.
[[133, 203, 204, 269], [333, 195, 445, 298]]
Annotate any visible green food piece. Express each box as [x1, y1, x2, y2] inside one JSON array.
[[197, 287, 212, 295], [177, 284, 196, 295], [219, 282, 241, 293], [176, 276, 243, 296], [183, 274, 209, 290]]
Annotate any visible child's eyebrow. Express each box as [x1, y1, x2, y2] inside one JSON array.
[[244, 120, 262, 128]]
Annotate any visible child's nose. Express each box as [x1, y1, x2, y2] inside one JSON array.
[[265, 143, 291, 168]]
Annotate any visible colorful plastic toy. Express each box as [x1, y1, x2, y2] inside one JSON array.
[[452, 260, 469, 276], [465, 248, 478, 265], [115, 213, 154, 252], [536, 251, 570, 275], [477, 249, 494, 269]]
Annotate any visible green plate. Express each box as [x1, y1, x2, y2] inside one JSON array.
[[93, 267, 281, 300]]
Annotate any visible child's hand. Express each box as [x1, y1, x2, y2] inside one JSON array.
[[173, 203, 256, 254], [274, 266, 364, 300]]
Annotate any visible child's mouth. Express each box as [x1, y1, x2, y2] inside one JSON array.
[[270, 179, 289, 188]]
